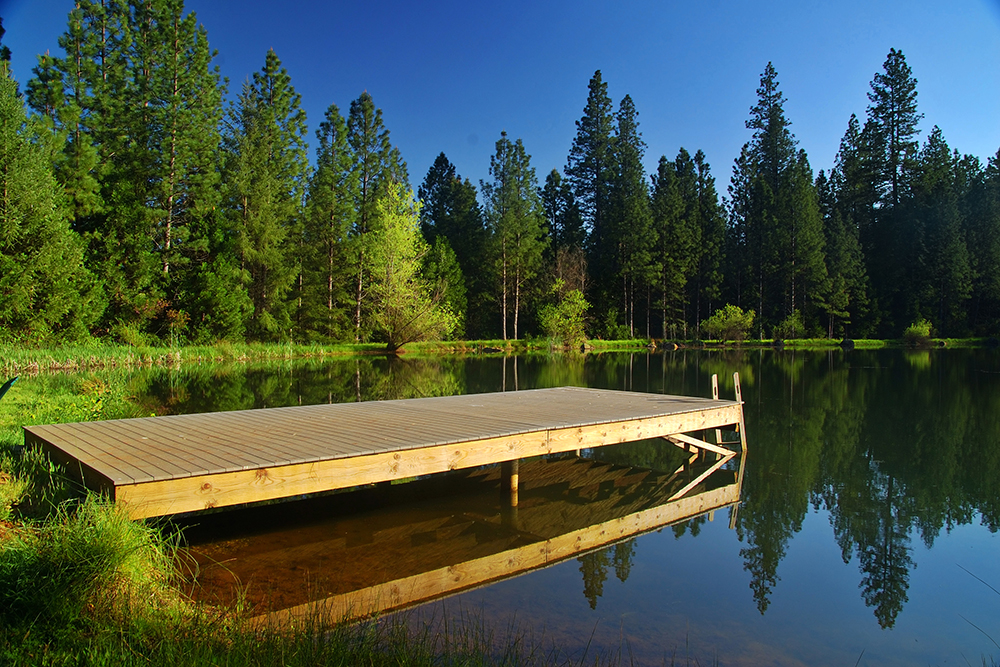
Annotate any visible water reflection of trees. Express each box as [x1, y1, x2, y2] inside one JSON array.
[[577, 540, 637, 609], [136, 356, 466, 412], [735, 349, 1000, 628]]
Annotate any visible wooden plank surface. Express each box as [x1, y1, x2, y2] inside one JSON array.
[[25, 386, 744, 518]]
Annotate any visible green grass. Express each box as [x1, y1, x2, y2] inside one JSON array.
[[3, 336, 996, 377], [0, 341, 388, 375]]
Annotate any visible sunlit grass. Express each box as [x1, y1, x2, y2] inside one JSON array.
[[0, 341, 387, 375]]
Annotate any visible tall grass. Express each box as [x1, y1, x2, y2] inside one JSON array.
[[0, 341, 387, 375]]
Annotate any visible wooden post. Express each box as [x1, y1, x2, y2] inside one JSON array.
[[501, 459, 519, 529], [733, 371, 748, 493], [501, 459, 519, 508], [733, 372, 747, 454], [712, 374, 722, 446]]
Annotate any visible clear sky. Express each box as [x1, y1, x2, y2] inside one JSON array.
[[2, 0, 999, 195]]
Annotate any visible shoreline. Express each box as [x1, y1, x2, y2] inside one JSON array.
[[1, 337, 994, 375]]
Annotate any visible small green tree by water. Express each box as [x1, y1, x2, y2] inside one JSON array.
[[539, 280, 589, 347], [702, 305, 755, 343], [366, 183, 456, 352]]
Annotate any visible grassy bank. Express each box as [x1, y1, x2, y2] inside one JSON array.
[[0, 341, 390, 376], [4, 336, 996, 376]]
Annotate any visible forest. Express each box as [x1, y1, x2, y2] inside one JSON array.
[[3, 1, 1000, 347]]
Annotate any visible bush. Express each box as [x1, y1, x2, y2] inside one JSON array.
[[903, 318, 933, 347], [539, 281, 589, 347], [702, 305, 755, 343], [773, 310, 804, 340], [0, 497, 180, 630], [596, 308, 631, 340]]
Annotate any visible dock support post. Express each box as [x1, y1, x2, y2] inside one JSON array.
[[501, 459, 519, 508], [501, 459, 519, 529], [712, 374, 723, 446]]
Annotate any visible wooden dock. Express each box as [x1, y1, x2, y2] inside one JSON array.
[[24, 380, 747, 519]]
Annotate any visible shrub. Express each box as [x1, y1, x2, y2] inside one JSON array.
[[903, 318, 933, 347], [596, 308, 631, 340], [539, 281, 589, 347], [773, 310, 804, 340], [702, 305, 755, 343]]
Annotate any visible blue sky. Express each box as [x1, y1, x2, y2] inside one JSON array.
[[2, 0, 999, 195]]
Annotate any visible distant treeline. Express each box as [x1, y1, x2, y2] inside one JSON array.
[[2, 3, 999, 346]]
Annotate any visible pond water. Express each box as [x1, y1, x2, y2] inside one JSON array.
[[73, 349, 1000, 665]]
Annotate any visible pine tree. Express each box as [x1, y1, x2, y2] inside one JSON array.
[[481, 131, 548, 339], [565, 71, 615, 303], [785, 150, 829, 331], [222, 49, 308, 340], [300, 103, 357, 341], [608, 95, 655, 336], [540, 169, 585, 254], [818, 170, 869, 338], [728, 63, 826, 335], [690, 150, 726, 333], [650, 152, 694, 338], [26, 0, 225, 341], [910, 127, 971, 335], [867, 49, 922, 209], [417, 153, 483, 337], [0, 68, 103, 340], [967, 149, 1000, 333], [346, 91, 408, 341], [863, 49, 923, 333], [417, 152, 485, 282]]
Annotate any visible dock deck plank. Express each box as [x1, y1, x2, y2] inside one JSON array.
[[23, 386, 745, 518]]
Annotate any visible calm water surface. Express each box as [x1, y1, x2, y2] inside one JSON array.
[[130, 349, 1000, 665]]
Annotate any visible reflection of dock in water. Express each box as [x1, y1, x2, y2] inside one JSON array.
[[25, 380, 746, 519], [185, 448, 745, 624]]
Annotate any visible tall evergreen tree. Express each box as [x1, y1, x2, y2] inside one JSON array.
[[565, 71, 615, 302], [540, 168, 585, 254], [862, 49, 922, 333], [26, 0, 225, 341], [0, 68, 103, 340], [650, 152, 695, 338], [967, 149, 1000, 333], [346, 91, 408, 341], [866, 48, 922, 209], [480, 131, 548, 339], [826, 115, 878, 334], [417, 153, 485, 337], [222, 49, 308, 340], [910, 127, 971, 334], [817, 170, 869, 338], [417, 152, 485, 283], [690, 150, 726, 333], [727, 63, 826, 335], [300, 103, 357, 341], [608, 95, 655, 336], [652, 148, 726, 339]]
